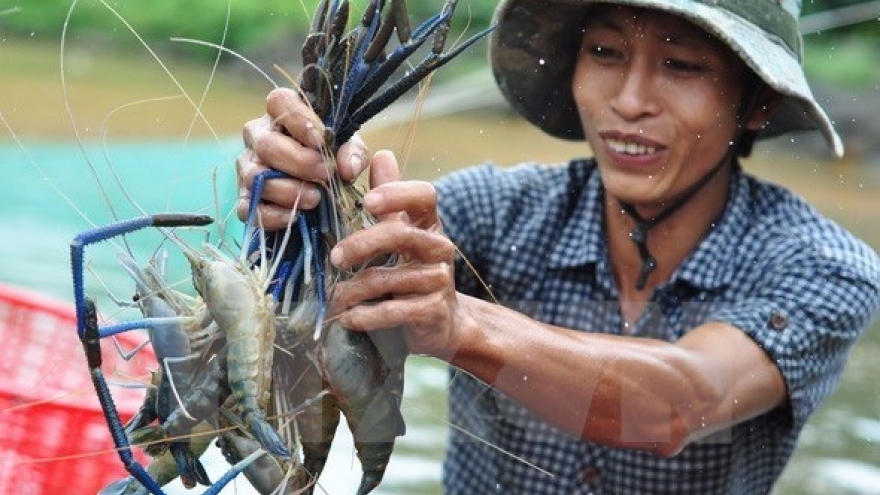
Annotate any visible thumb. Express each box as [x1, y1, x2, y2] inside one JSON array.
[[370, 149, 401, 188]]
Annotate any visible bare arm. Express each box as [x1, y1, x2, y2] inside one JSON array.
[[447, 297, 785, 457]]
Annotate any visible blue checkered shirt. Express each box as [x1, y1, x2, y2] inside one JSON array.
[[435, 158, 880, 495]]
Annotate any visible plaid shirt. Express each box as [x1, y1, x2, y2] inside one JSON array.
[[435, 158, 880, 495]]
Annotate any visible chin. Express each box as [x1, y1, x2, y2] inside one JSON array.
[[600, 170, 669, 205]]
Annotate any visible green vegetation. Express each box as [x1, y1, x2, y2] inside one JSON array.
[[804, 35, 880, 89], [0, 0, 498, 62], [3, 0, 876, 90], [2, 0, 312, 56]]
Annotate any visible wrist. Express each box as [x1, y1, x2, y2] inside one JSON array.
[[443, 295, 505, 382]]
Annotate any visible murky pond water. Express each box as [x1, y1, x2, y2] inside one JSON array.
[[0, 138, 877, 494]]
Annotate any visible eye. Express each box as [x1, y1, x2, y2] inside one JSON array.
[[663, 58, 704, 73], [586, 44, 623, 61]]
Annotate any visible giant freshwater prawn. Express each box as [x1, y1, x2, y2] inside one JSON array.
[[0, 1, 555, 495]]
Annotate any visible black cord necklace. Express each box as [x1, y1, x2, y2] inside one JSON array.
[[619, 156, 727, 290], [614, 80, 762, 291]]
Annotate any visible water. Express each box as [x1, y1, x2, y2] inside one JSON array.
[[0, 138, 448, 494], [0, 140, 878, 494]]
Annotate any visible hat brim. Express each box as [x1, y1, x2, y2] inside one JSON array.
[[490, 0, 844, 156]]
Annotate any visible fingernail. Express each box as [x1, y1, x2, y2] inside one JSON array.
[[305, 121, 323, 148], [363, 190, 381, 210], [348, 153, 364, 178], [302, 187, 322, 207], [330, 246, 344, 267]]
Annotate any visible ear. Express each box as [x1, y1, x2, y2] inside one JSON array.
[[744, 86, 784, 132]]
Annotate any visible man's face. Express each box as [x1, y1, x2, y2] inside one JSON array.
[[572, 5, 749, 213]]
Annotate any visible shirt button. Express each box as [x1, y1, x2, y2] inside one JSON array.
[[769, 311, 788, 331], [580, 466, 601, 483]]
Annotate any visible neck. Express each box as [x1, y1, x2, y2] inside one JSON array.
[[606, 163, 733, 323]]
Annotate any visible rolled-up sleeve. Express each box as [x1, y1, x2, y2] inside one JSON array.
[[711, 235, 880, 429]]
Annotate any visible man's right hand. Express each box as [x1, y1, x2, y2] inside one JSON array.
[[235, 87, 369, 230]]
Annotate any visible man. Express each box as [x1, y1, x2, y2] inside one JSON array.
[[236, 0, 880, 493]]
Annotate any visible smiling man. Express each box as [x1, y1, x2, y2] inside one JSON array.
[[236, 0, 880, 493]]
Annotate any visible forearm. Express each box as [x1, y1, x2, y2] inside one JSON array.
[[446, 294, 725, 456]]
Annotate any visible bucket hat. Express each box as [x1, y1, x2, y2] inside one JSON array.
[[490, 0, 844, 157]]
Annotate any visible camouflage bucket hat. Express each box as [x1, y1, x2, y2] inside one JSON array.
[[490, 0, 844, 157]]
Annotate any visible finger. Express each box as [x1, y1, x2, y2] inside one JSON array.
[[364, 181, 439, 228], [331, 263, 451, 312], [330, 220, 454, 270], [370, 149, 401, 187], [266, 88, 325, 148], [235, 197, 298, 231], [253, 128, 330, 182], [336, 133, 370, 182], [242, 114, 272, 150], [237, 150, 322, 210], [339, 291, 449, 335]]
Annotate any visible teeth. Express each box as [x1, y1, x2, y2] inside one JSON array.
[[606, 138, 657, 156]]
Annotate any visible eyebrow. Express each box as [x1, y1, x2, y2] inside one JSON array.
[[655, 32, 703, 50], [582, 12, 621, 33], [582, 10, 716, 51]]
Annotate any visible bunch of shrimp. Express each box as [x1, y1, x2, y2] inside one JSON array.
[[236, 1, 493, 494], [52, 1, 495, 495]]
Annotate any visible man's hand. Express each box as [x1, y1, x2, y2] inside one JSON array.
[[236, 87, 369, 230], [329, 150, 467, 359]]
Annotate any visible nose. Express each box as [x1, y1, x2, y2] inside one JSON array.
[[609, 61, 660, 121]]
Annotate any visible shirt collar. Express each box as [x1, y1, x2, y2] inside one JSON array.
[[547, 163, 606, 269]]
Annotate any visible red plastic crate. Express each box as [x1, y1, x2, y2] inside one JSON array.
[[0, 283, 155, 494]]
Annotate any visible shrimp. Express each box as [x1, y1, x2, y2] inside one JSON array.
[[117, 251, 218, 488], [183, 242, 290, 459]]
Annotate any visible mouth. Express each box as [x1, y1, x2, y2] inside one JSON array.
[[605, 138, 659, 156], [598, 131, 666, 168]]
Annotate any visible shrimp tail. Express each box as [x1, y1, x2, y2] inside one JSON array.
[[170, 441, 211, 488], [243, 409, 292, 458]]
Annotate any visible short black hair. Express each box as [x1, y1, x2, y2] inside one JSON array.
[[735, 68, 763, 158]]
